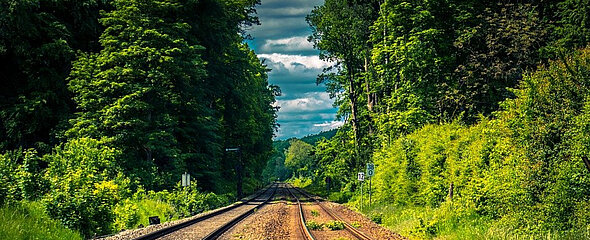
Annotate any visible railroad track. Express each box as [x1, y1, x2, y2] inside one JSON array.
[[284, 183, 315, 240], [133, 183, 278, 240], [287, 184, 375, 240]]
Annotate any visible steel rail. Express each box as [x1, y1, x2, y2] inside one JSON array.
[[285, 183, 316, 240], [132, 183, 277, 240], [202, 184, 279, 240], [289, 184, 374, 240]]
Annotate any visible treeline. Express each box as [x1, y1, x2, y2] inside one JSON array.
[[0, 0, 276, 237], [278, 0, 590, 238], [263, 129, 336, 182]]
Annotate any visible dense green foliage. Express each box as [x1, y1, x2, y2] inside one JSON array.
[[277, 0, 590, 238], [262, 130, 337, 183], [0, 0, 276, 237], [284, 139, 315, 178]]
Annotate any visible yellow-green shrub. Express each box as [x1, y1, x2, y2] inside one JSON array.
[[43, 138, 130, 237]]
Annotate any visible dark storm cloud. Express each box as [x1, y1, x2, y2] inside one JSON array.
[[248, 0, 341, 139]]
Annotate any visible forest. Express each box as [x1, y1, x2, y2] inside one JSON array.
[[263, 0, 590, 238], [0, 0, 277, 238]]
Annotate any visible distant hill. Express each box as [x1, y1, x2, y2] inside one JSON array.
[[300, 129, 337, 145], [274, 128, 338, 152]]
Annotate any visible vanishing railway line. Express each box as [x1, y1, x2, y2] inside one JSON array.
[[287, 184, 375, 240], [130, 183, 378, 240], [132, 183, 278, 240], [284, 184, 315, 240]]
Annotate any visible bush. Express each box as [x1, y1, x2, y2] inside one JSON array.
[[311, 209, 320, 217], [291, 177, 312, 188], [371, 214, 383, 224], [367, 47, 590, 237], [43, 138, 130, 237], [328, 191, 352, 203], [325, 220, 345, 230], [0, 149, 46, 205], [306, 220, 323, 230], [164, 182, 231, 217], [113, 199, 140, 230]]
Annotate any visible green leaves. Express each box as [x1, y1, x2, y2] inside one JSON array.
[[284, 139, 315, 178], [43, 138, 130, 237]]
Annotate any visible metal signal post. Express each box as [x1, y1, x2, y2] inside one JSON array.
[[358, 172, 365, 211], [226, 147, 243, 199], [367, 163, 374, 206]]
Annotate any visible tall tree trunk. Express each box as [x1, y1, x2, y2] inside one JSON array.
[[364, 55, 374, 135], [348, 65, 360, 150]]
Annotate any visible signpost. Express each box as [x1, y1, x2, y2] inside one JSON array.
[[358, 172, 365, 211], [367, 163, 375, 177], [226, 147, 243, 199], [367, 163, 374, 205], [181, 172, 191, 187]]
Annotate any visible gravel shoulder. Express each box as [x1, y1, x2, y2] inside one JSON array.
[[95, 185, 274, 240]]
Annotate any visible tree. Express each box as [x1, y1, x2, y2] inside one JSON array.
[[67, 0, 211, 189], [0, 0, 109, 153], [307, 0, 381, 178], [284, 139, 315, 178]]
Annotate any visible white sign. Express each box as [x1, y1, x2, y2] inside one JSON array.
[[367, 163, 375, 177], [182, 172, 191, 187], [358, 172, 365, 181]]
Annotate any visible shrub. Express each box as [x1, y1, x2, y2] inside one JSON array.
[[43, 138, 130, 237], [368, 47, 590, 236], [306, 220, 323, 230], [325, 220, 345, 230], [114, 199, 140, 230], [291, 176, 313, 188], [0, 149, 46, 205], [311, 209, 320, 217], [351, 221, 362, 228], [165, 182, 231, 217], [328, 191, 352, 203], [371, 214, 383, 224]]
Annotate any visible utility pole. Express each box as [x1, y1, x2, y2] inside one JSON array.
[[358, 172, 365, 211], [226, 147, 243, 199]]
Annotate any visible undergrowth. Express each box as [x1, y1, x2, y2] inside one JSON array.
[[360, 203, 590, 240], [0, 201, 83, 240]]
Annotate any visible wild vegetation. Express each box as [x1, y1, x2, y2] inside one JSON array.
[[0, 0, 276, 238], [266, 0, 590, 238]]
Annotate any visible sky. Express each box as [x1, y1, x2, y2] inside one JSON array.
[[246, 0, 343, 140]]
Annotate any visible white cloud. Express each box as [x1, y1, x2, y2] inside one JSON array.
[[258, 53, 331, 71], [276, 92, 334, 113], [313, 120, 345, 131], [261, 36, 314, 52], [259, 7, 312, 17]]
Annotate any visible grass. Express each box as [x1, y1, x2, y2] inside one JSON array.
[[134, 199, 177, 227], [0, 201, 82, 240], [360, 203, 590, 240], [306, 220, 324, 230], [311, 209, 320, 217], [360, 203, 500, 239], [325, 220, 345, 230], [351, 221, 362, 228]]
